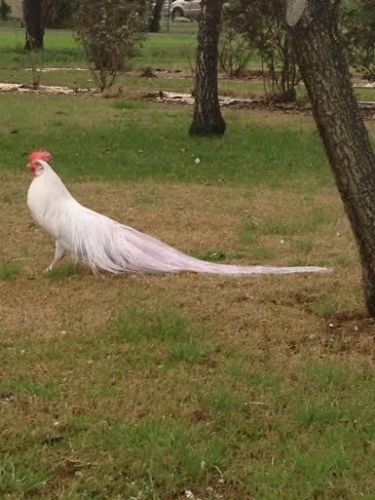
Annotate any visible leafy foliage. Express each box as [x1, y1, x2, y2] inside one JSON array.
[[44, 0, 75, 29], [0, 0, 10, 21], [341, 0, 375, 82], [218, 20, 253, 77], [74, 0, 151, 92], [223, 0, 300, 101]]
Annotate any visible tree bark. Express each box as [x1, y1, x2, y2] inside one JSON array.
[[189, 0, 226, 136], [149, 0, 164, 33], [23, 0, 45, 50], [288, 0, 375, 315]]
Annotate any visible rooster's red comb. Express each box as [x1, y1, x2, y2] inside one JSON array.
[[28, 150, 53, 164]]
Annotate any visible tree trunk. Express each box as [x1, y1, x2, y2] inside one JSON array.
[[288, 0, 375, 316], [23, 0, 45, 50], [149, 0, 164, 33], [189, 0, 226, 136]]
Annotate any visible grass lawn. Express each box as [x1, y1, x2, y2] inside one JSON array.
[[1, 93, 375, 499], [1, 22, 375, 500], [0, 23, 202, 70]]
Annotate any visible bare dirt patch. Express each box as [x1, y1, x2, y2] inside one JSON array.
[[0, 82, 93, 95], [147, 91, 375, 119]]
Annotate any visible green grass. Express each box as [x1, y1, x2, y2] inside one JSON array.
[[93, 419, 227, 497], [239, 209, 334, 256], [196, 249, 228, 262], [113, 308, 193, 343], [3, 296, 375, 498], [0, 29, 84, 68], [113, 308, 210, 365], [45, 263, 83, 281], [0, 261, 20, 281], [0, 456, 52, 497], [0, 25, 199, 70], [0, 93, 336, 190], [0, 23, 263, 73], [0, 377, 59, 398], [168, 336, 210, 364], [238, 210, 334, 263], [263, 208, 334, 236], [293, 237, 314, 254], [310, 295, 338, 317]]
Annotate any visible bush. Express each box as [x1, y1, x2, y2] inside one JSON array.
[[0, 0, 11, 20], [341, 0, 375, 83], [74, 0, 151, 92], [219, 21, 253, 77], [44, 0, 74, 29], [223, 0, 300, 101]]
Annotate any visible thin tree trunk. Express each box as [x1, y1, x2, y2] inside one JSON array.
[[189, 0, 226, 136], [24, 0, 45, 50], [149, 0, 164, 33], [288, 0, 375, 315]]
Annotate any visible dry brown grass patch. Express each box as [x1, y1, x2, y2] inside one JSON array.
[[0, 177, 370, 355]]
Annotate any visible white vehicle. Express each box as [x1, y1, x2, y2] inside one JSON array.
[[151, 0, 173, 18], [171, 0, 201, 21]]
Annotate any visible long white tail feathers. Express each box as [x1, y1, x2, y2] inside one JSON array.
[[79, 222, 330, 276], [26, 155, 329, 277]]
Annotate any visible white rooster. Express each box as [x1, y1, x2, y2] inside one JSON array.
[[27, 150, 329, 276]]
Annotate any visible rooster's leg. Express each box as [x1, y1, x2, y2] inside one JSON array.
[[45, 240, 65, 272]]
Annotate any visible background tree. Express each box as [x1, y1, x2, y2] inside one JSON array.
[[189, 0, 226, 136], [287, 0, 375, 316], [74, 0, 150, 92], [23, 0, 46, 50], [1, 0, 11, 20], [149, 0, 165, 33], [44, 0, 74, 29]]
